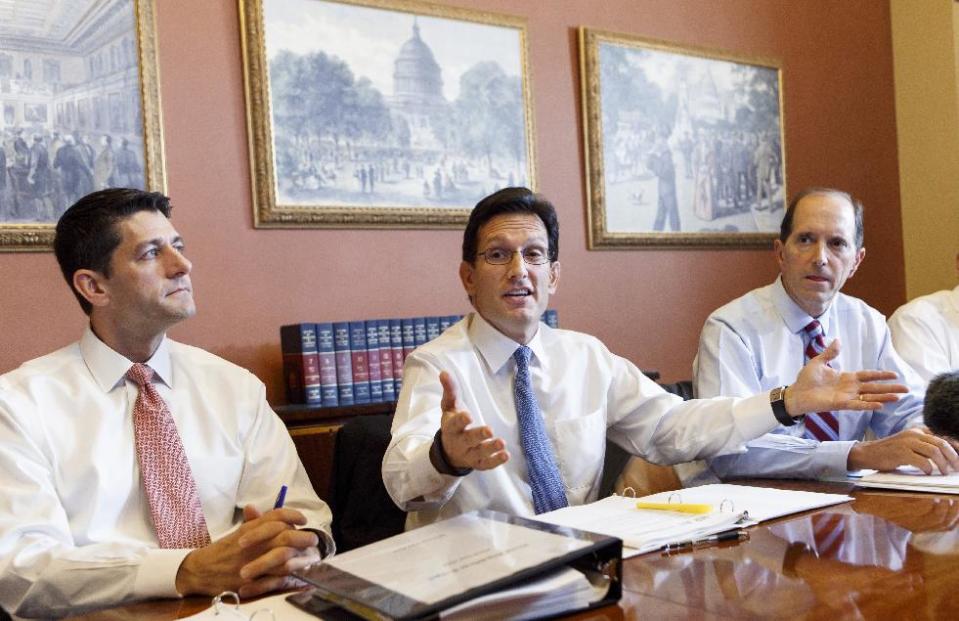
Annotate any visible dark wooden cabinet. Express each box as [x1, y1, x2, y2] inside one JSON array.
[[275, 402, 396, 499]]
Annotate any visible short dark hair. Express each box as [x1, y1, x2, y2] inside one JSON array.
[[54, 188, 172, 315], [924, 371, 959, 441], [780, 187, 864, 249], [462, 187, 559, 263]]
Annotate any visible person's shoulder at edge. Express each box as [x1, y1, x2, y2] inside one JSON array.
[[890, 288, 953, 322]]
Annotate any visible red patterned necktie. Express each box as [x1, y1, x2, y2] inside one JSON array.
[[128, 363, 211, 549], [802, 320, 841, 441]]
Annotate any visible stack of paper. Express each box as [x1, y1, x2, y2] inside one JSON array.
[[532, 484, 852, 557], [857, 467, 959, 493], [532, 495, 746, 556]]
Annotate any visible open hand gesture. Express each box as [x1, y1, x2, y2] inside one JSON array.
[[438, 371, 509, 471]]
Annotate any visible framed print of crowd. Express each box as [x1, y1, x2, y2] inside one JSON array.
[[0, 0, 165, 251], [580, 28, 786, 248]]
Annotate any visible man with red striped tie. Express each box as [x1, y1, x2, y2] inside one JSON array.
[[684, 187, 959, 485], [0, 189, 333, 618]]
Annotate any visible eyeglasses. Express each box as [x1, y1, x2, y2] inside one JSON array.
[[476, 247, 551, 266]]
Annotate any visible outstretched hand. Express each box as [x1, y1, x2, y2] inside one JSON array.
[[439, 371, 509, 471], [786, 338, 908, 417], [174, 505, 321, 598]]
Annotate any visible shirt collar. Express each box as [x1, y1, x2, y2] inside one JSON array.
[[771, 275, 835, 336], [467, 312, 548, 374], [79, 326, 173, 392]]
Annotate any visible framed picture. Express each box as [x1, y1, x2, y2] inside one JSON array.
[[240, 0, 536, 229], [580, 28, 786, 248], [0, 0, 165, 252]]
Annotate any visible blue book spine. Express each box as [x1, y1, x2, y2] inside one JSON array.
[[332, 322, 354, 405], [445, 315, 461, 331], [401, 318, 416, 361], [377, 319, 396, 401], [439, 315, 452, 332], [390, 319, 405, 393], [365, 320, 383, 403], [315, 322, 338, 407], [279, 323, 321, 405], [413, 316, 427, 347], [425, 316, 441, 342], [349, 320, 371, 404]]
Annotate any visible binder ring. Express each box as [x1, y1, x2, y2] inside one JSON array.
[[250, 610, 276, 621], [213, 591, 240, 613], [621, 486, 637, 498], [720, 498, 735, 513], [667, 492, 683, 504]]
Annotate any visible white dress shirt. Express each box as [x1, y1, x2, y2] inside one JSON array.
[[382, 313, 780, 530], [691, 277, 925, 482], [888, 285, 959, 382], [0, 328, 333, 618]]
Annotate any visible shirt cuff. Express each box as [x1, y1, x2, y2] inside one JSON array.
[[732, 392, 783, 441], [135, 548, 192, 599], [820, 440, 857, 478], [405, 440, 462, 509]]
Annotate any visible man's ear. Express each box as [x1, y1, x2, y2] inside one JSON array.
[[773, 239, 786, 271], [848, 246, 866, 279], [459, 261, 476, 301], [547, 261, 560, 294], [72, 269, 110, 310]]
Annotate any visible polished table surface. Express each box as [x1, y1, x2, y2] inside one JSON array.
[[66, 479, 959, 620]]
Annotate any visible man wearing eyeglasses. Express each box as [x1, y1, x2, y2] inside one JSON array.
[[382, 187, 910, 529]]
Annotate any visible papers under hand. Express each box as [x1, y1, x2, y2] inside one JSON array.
[[857, 467, 959, 493]]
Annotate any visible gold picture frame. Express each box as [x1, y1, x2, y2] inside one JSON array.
[[0, 0, 166, 252], [239, 0, 536, 229], [580, 27, 786, 249]]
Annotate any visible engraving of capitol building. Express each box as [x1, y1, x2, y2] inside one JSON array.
[[389, 19, 450, 153]]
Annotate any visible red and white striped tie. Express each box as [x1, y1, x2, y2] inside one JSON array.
[[128, 363, 211, 549], [802, 320, 841, 441]]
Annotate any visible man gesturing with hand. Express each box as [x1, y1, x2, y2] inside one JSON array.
[[382, 187, 911, 530]]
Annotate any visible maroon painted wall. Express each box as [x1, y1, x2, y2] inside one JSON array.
[[0, 1, 904, 403]]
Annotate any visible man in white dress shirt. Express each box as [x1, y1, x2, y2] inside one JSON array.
[[382, 187, 910, 529], [0, 189, 333, 618], [689, 188, 958, 484], [888, 254, 959, 381]]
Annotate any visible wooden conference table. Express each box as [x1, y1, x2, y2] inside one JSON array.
[[68, 480, 959, 620]]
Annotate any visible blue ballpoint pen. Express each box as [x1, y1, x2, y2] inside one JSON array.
[[273, 484, 288, 509]]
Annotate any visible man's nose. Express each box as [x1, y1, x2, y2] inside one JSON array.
[[167, 248, 192, 276], [506, 250, 529, 278]]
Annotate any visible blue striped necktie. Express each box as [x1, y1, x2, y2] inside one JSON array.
[[802, 320, 841, 441], [512, 346, 568, 513]]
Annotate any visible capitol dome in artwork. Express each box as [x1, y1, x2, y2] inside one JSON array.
[[390, 19, 449, 151]]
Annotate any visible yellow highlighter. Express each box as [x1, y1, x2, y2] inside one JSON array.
[[635, 501, 713, 514]]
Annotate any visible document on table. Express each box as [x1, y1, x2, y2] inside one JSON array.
[[290, 510, 620, 620], [318, 512, 589, 605], [532, 483, 852, 557], [857, 466, 959, 493]]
